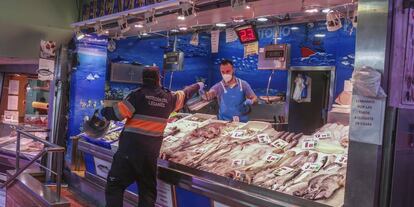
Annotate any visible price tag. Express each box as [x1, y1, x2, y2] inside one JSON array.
[[231, 130, 246, 139], [265, 153, 283, 163], [274, 166, 293, 176], [164, 136, 179, 143], [257, 134, 271, 144], [301, 138, 318, 150], [231, 159, 246, 168], [271, 139, 289, 149], [314, 131, 332, 139], [334, 154, 348, 164], [194, 148, 206, 154], [301, 162, 322, 172]]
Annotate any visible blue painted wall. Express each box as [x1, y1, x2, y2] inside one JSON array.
[[107, 32, 213, 93], [109, 21, 355, 98], [213, 21, 355, 97], [66, 35, 108, 162]]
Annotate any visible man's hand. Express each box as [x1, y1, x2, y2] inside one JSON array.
[[197, 82, 205, 91], [202, 91, 216, 101], [243, 99, 254, 106]]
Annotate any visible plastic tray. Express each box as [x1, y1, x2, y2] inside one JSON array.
[[80, 128, 122, 149]]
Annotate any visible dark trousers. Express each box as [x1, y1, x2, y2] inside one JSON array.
[[105, 135, 162, 207]]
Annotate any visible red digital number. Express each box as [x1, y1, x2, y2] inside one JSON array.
[[246, 28, 255, 41], [239, 30, 247, 41]]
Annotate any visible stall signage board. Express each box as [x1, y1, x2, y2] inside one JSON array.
[[211, 30, 220, 53], [349, 94, 386, 145]]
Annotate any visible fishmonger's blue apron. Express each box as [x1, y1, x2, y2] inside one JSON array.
[[218, 79, 249, 122]]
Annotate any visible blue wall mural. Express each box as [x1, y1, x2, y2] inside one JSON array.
[[213, 21, 355, 97], [108, 20, 355, 99], [66, 35, 108, 162], [107, 32, 213, 93]]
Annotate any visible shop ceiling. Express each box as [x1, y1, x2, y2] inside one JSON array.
[[72, 0, 357, 38]]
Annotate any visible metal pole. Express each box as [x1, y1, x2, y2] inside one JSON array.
[[56, 152, 63, 201], [15, 132, 20, 171]]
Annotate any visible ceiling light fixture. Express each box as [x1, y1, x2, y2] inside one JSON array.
[[322, 8, 331, 13], [291, 26, 299, 30], [177, 15, 186, 20], [216, 23, 226, 27], [171, 29, 179, 33], [134, 23, 144, 28], [179, 26, 188, 31], [305, 8, 319, 13], [257, 17, 268, 22], [314, 33, 326, 37]]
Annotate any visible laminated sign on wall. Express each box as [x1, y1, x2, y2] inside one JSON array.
[[38, 40, 56, 81], [226, 28, 238, 43], [244, 41, 258, 58]]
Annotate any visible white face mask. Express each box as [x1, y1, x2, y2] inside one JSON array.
[[222, 74, 233, 83]]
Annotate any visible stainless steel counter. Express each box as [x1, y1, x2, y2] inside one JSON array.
[[78, 139, 333, 207]]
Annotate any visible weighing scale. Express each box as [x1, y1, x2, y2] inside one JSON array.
[[163, 51, 184, 72], [258, 44, 290, 70]]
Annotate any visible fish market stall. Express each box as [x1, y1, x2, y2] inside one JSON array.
[[65, 0, 397, 206], [76, 112, 349, 207]]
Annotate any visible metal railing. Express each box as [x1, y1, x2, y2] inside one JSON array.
[[0, 127, 65, 201]]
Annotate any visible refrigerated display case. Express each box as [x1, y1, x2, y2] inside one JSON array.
[[76, 112, 349, 207]]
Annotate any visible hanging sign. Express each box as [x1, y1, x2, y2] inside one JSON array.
[[349, 94, 386, 145], [211, 30, 220, 53], [38, 40, 56, 81], [190, 33, 199, 46], [244, 41, 258, 58], [226, 28, 238, 43]]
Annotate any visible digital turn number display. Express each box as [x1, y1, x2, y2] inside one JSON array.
[[235, 24, 258, 44]]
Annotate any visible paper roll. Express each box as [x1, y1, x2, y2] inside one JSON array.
[[32, 102, 49, 110]]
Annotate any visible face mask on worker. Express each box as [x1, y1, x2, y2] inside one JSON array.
[[222, 74, 233, 83]]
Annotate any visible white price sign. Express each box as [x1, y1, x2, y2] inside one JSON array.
[[301, 162, 322, 172], [164, 136, 179, 143], [271, 139, 289, 149], [274, 166, 294, 176], [257, 133, 272, 144], [265, 153, 283, 163], [232, 159, 246, 168], [301, 138, 318, 150], [231, 130, 246, 139], [194, 148, 206, 154], [314, 131, 333, 139]]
